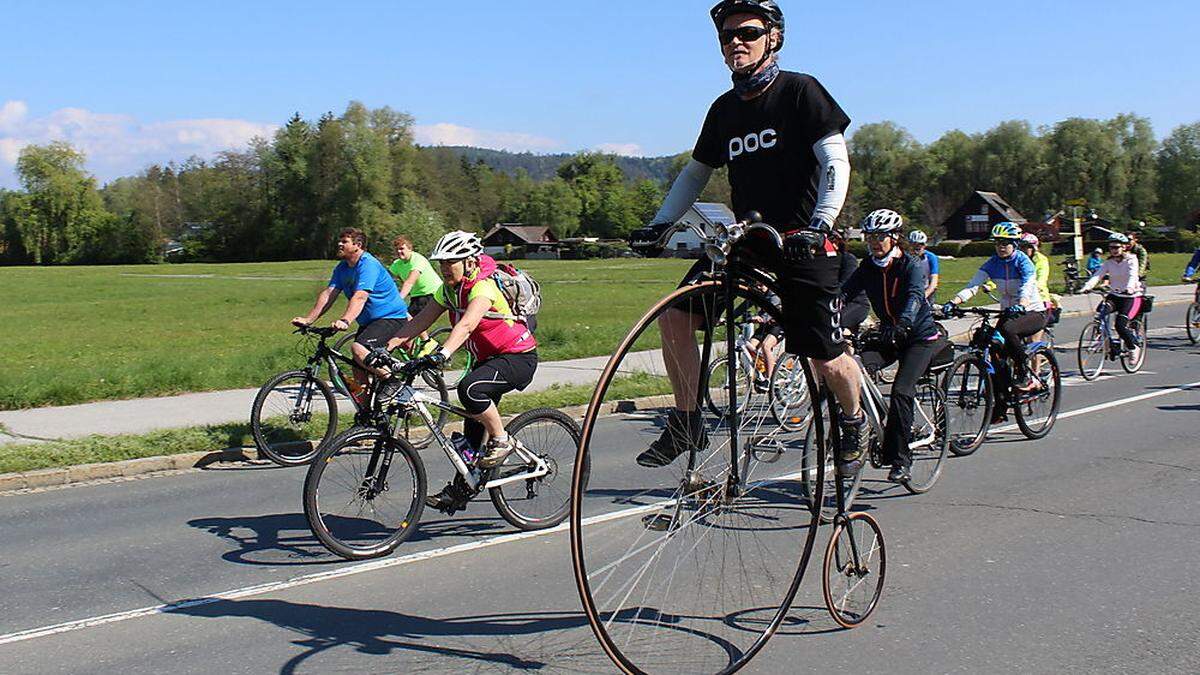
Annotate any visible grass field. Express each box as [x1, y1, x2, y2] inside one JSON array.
[[0, 253, 1190, 411]]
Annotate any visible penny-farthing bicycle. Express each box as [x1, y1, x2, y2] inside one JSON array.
[[569, 217, 833, 674]]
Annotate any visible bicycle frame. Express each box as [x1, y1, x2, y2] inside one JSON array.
[[384, 381, 551, 493]]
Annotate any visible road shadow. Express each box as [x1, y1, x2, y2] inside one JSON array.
[[170, 597, 755, 674], [188, 512, 512, 567], [1157, 404, 1200, 412]]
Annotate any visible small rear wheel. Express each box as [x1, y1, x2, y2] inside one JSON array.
[[489, 408, 585, 531], [250, 370, 337, 466], [823, 512, 886, 629]]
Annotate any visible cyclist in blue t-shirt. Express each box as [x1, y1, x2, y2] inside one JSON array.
[[908, 230, 939, 299], [293, 227, 409, 387]]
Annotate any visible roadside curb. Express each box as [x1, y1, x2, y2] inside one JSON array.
[[0, 401, 632, 493], [0, 448, 253, 493]]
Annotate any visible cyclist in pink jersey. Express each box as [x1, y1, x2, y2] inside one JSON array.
[[384, 231, 538, 511]]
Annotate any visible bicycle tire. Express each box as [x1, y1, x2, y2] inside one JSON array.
[[303, 426, 426, 560], [703, 354, 752, 419], [769, 353, 812, 431], [902, 379, 949, 494], [489, 407, 587, 531], [800, 391, 860, 525], [1013, 346, 1061, 440], [570, 279, 824, 675], [1186, 303, 1200, 345], [250, 370, 337, 466], [1119, 314, 1148, 373], [823, 511, 886, 629], [941, 353, 993, 456], [1076, 321, 1105, 381]]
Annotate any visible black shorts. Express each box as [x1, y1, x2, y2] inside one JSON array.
[[679, 237, 845, 361], [354, 317, 408, 350], [753, 323, 784, 343], [458, 350, 538, 415], [407, 293, 434, 319]]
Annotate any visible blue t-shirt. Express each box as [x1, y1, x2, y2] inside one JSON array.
[[328, 252, 408, 326]]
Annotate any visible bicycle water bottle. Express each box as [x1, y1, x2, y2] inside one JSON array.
[[450, 432, 478, 464]]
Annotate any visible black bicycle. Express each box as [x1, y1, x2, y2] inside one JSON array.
[[570, 217, 831, 674], [304, 353, 584, 560], [940, 306, 1062, 455], [249, 324, 448, 466]]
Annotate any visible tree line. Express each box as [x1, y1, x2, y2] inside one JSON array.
[[1, 101, 1198, 266]]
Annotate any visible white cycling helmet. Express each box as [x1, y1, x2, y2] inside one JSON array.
[[429, 230, 483, 261], [1108, 232, 1131, 245], [908, 230, 928, 245], [861, 209, 904, 235]]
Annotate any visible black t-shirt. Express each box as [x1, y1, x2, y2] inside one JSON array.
[[692, 71, 850, 229]]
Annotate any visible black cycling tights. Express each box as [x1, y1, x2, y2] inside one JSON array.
[[1107, 295, 1144, 349], [997, 311, 1048, 379], [457, 351, 538, 449]]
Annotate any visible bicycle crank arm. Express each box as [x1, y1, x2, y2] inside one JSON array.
[[484, 459, 550, 489]]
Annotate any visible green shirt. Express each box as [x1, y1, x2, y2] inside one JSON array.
[[388, 251, 443, 299], [1131, 243, 1149, 277]]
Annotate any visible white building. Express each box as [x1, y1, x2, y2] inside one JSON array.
[[663, 202, 736, 257]]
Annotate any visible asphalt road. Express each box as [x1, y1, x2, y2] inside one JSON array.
[[1, 311, 1198, 674]]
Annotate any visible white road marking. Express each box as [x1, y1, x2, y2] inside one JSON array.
[[3, 380, 1199, 647]]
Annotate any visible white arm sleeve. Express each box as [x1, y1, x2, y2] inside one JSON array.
[[811, 132, 850, 229], [952, 268, 991, 304], [651, 159, 714, 225]]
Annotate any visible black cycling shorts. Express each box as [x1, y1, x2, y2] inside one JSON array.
[[678, 236, 846, 361], [354, 317, 408, 350], [458, 350, 538, 415]]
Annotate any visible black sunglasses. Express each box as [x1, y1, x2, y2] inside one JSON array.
[[719, 25, 768, 45]]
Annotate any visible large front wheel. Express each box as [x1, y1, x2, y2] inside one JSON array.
[[570, 279, 823, 675], [250, 370, 337, 466]]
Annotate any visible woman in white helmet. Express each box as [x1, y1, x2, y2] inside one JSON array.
[[907, 229, 939, 299], [383, 230, 539, 514], [1080, 232, 1145, 359]]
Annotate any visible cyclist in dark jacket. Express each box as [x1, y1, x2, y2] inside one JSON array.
[[841, 209, 946, 483]]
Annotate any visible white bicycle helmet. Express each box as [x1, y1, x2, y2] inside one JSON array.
[[861, 209, 904, 235], [1107, 232, 1131, 245], [429, 230, 483, 261], [908, 230, 928, 245]]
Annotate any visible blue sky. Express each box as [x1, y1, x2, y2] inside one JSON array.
[[1, 0, 1197, 186]]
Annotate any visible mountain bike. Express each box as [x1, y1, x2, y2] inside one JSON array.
[[800, 330, 951, 524], [249, 325, 448, 466], [303, 354, 584, 560], [570, 217, 828, 674], [1076, 291, 1150, 380], [1184, 280, 1199, 345], [940, 306, 1062, 455]]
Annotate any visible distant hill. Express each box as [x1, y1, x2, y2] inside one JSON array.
[[419, 145, 681, 184]]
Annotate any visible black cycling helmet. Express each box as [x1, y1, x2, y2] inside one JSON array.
[[710, 0, 785, 52]]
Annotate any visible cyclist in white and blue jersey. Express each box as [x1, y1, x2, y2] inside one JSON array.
[[908, 230, 939, 299], [943, 222, 1047, 412]]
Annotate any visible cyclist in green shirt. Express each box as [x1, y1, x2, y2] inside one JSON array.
[[390, 235, 444, 350], [1128, 230, 1149, 281]]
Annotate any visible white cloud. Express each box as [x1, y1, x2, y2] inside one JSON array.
[[593, 142, 646, 157], [414, 122, 560, 153], [0, 100, 277, 187]]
